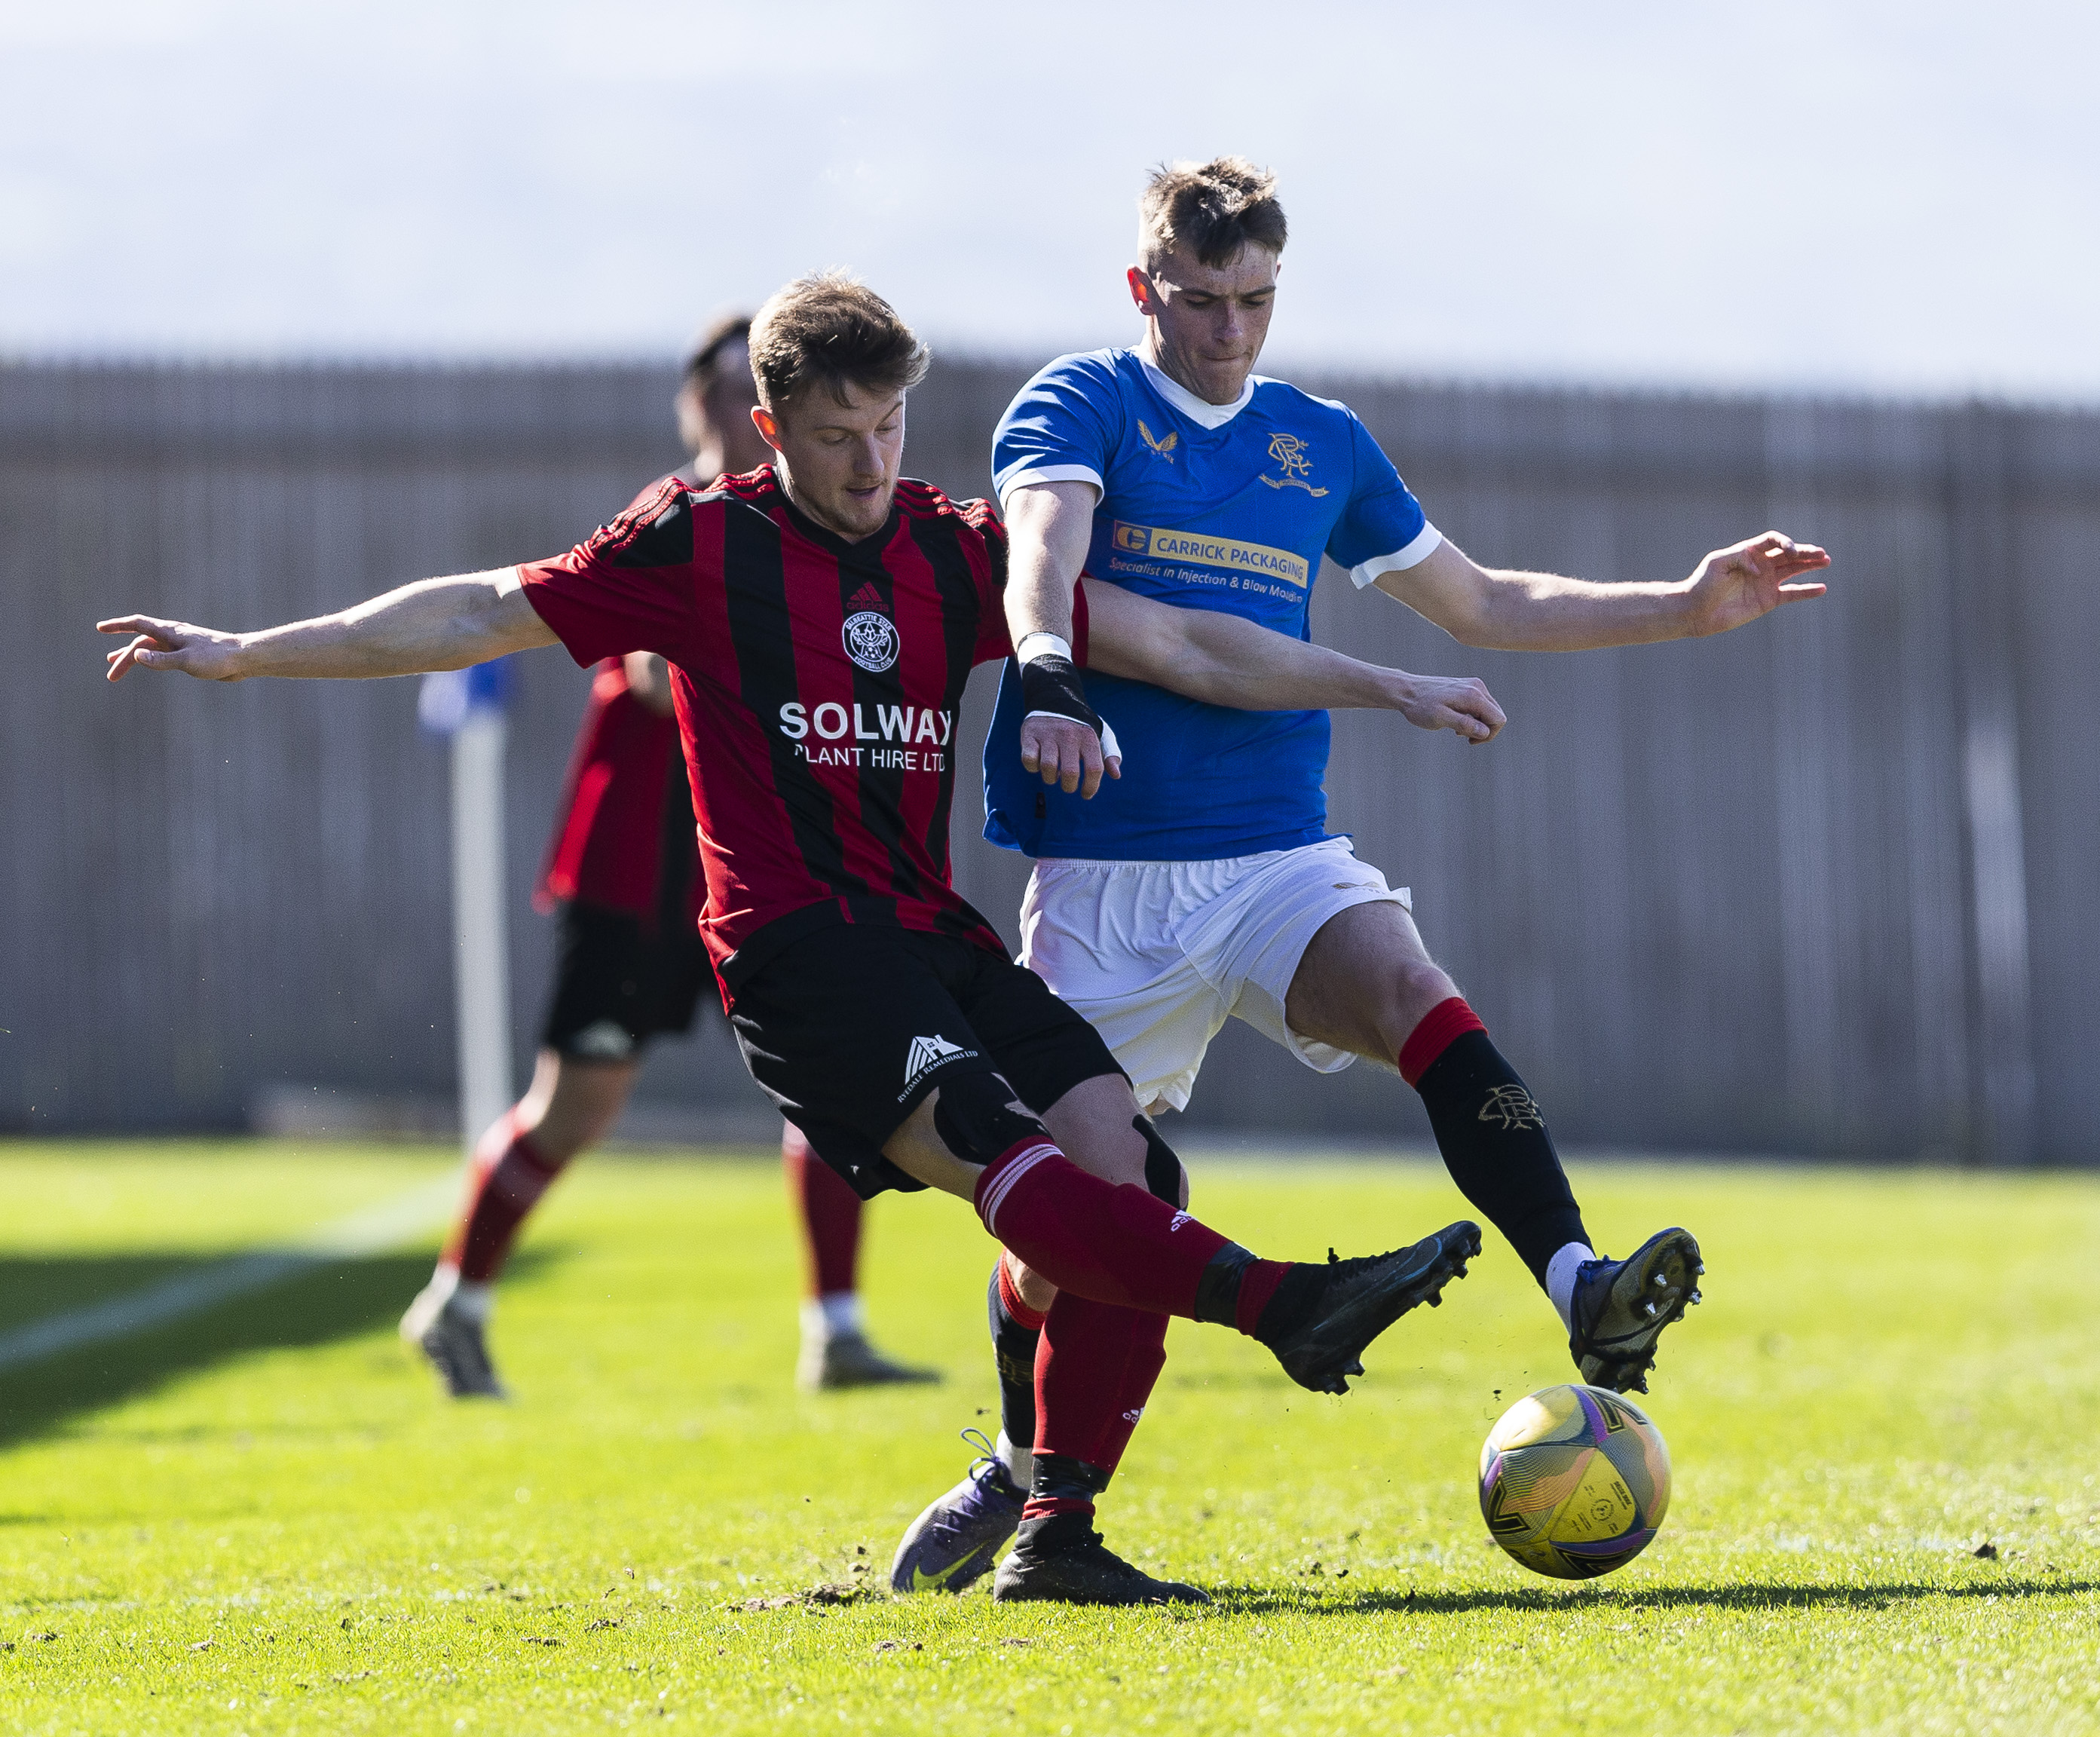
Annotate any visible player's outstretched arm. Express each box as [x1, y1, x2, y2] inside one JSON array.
[[1378, 532, 1831, 652], [1081, 577, 1507, 743], [99, 570, 558, 683], [1006, 482, 1117, 798]]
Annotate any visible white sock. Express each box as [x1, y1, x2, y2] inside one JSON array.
[[801, 1291, 862, 1343], [448, 1277, 494, 1325], [1544, 1242, 1598, 1333], [996, 1430, 1035, 1493]]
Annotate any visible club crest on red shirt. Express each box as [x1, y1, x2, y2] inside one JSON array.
[[843, 609, 900, 672]]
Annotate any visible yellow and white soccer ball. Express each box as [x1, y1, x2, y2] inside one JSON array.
[[1478, 1383, 1671, 1579]]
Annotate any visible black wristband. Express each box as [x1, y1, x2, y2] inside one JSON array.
[[1018, 654, 1103, 737]]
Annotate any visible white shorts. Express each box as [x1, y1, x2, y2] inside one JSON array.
[[1017, 837, 1412, 1117]]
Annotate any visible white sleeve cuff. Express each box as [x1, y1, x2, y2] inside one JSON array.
[[1015, 632, 1072, 665], [998, 465, 1104, 510], [1349, 522, 1443, 589], [494, 565, 525, 598]]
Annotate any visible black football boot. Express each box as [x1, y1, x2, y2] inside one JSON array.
[[1566, 1227, 1704, 1394], [992, 1514, 1211, 1606], [1239, 1221, 1483, 1395]]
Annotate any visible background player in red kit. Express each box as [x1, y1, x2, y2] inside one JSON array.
[[398, 315, 935, 1398], [99, 273, 1485, 1604]]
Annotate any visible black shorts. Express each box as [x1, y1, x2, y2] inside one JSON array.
[[728, 926, 1122, 1199], [540, 900, 715, 1062]]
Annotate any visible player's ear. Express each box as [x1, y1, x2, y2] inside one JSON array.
[[1126, 266, 1155, 314], [751, 403, 783, 452]]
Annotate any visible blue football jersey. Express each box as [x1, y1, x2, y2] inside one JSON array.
[[982, 347, 1442, 860]]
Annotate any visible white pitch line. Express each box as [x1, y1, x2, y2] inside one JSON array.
[[0, 1175, 458, 1374]]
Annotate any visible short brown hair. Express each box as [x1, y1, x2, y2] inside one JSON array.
[[1138, 157, 1287, 270], [747, 271, 931, 411], [681, 311, 753, 394]]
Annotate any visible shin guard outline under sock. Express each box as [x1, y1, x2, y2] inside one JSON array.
[[1400, 998, 1590, 1285]]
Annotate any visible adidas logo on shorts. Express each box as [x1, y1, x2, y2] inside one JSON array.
[[903, 1033, 976, 1092]]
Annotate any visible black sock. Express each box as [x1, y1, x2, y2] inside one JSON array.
[[1015, 1510, 1101, 1552], [1246, 1264, 1327, 1347], [1190, 1242, 1257, 1326], [986, 1261, 1040, 1475], [1018, 1453, 1111, 1534], [1413, 1031, 1589, 1285]]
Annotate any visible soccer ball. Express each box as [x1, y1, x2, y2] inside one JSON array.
[[1478, 1383, 1671, 1579]]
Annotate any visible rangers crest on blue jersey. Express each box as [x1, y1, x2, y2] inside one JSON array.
[[984, 346, 1439, 862]]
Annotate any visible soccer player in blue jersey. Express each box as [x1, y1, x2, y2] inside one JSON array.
[[891, 157, 1830, 1600]]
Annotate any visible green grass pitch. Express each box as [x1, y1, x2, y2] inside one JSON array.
[[1, 1139, 2095, 1735]]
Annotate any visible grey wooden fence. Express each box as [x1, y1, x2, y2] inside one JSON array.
[[2, 360, 2091, 1163]]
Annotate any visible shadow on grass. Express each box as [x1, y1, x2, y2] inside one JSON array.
[[0, 1247, 552, 1453], [1205, 1577, 2098, 1616]]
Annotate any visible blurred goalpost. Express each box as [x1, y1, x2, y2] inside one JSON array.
[[418, 661, 516, 1153]]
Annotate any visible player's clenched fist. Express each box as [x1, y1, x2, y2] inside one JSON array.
[[1395, 672, 1506, 743], [1020, 712, 1123, 799], [98, 615, 246, 682], [1016, 633, 1122, 799]]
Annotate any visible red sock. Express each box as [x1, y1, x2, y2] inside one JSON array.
[[1021, 1294, 1170, 1521], [783, 1123, 862, 1296], [1234, 1263, 1290, 1334], [444, 1114, 568, 1284], [996, 1255, 1048, 1332], [1397, 995, 1489, 1086], [972, 1138, 1236, 1318], [439, 1108, 519, 1272]]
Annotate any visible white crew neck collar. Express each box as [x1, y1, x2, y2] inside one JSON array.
[[1137, 348, 1257, 429]]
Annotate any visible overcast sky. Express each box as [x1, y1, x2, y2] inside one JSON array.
[[4, 1, 2095, 399]]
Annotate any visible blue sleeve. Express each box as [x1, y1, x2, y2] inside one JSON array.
[[1324, 410, 1439, 586], [991, 352, 1125, 504]]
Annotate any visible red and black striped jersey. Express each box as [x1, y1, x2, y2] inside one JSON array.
[[536, 464, 721, 929], [533, 657, 699, 930], [519, 466, 1088, 1000]]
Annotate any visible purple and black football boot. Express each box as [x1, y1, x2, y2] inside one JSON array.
[[889, 1429, 1026, 1595]]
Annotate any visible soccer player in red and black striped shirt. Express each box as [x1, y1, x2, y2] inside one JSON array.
[[100, 272, 1480, 1605], [397, 315, 932, 1402]]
